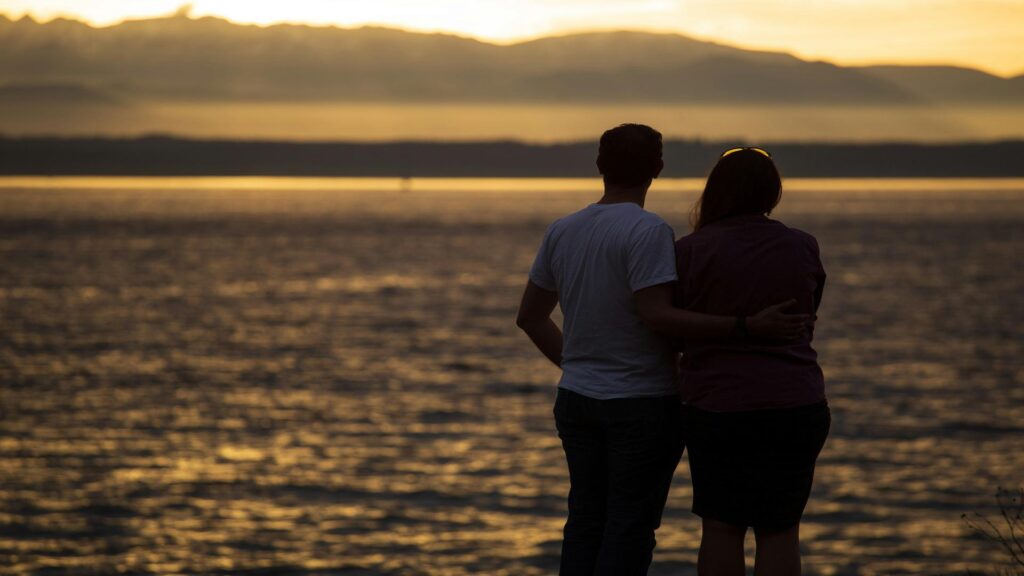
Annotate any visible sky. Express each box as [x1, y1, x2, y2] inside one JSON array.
[[2, 0, 1023, 76]]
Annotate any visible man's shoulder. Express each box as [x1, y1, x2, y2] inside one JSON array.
[[547, 205, 594, 230], [634, 207, 670, 228], [552, 204, 669, 232], [617, 207, 672, 239]]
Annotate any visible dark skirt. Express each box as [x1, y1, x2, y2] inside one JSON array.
[[683, 401, 830, 530]]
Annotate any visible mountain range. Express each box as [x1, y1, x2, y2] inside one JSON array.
[[2, 12, 1022, 107], [4, 136, 1023, 177]]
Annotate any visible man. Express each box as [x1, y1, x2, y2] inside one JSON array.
[[516, 124, 807, 575]]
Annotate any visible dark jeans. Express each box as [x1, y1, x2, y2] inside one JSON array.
[[553, 388, 685, 576]]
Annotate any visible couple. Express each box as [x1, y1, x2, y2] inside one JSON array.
[[516, 124, 829, 576]]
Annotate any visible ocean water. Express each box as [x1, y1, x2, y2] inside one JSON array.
[[0, 177, 1022, 575]]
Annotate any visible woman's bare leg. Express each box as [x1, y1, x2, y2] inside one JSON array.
[[698, 518, 747, 576], [753, 523, 801, 576]]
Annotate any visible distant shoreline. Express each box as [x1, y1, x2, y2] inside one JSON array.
[[2, 136, 1023, 178]]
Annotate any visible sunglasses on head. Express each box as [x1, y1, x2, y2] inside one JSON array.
[[721, 147, 771, 158]]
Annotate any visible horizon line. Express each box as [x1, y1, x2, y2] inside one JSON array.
[[3, 132, 1023, 147], [2, 9, 1021, 79]]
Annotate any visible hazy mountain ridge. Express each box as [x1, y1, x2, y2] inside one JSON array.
[[0, 82, 120, 105], [857, 66, 1024, 104], [3, 135, 1022, 177], [1, 12, 1020, 105]]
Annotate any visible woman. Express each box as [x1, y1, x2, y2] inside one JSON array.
[[674, 148, 829, 576]]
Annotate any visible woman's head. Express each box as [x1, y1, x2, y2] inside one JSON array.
[[691, 148, 782, 231]]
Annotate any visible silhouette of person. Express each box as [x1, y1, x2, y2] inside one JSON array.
[[516, 126, 810, 576], [674, 147, 830, 576]]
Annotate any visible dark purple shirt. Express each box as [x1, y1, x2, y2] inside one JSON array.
[[674, 214, 826, 412]]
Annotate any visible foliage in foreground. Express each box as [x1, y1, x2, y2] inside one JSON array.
[[963, 487, 1024, 576]]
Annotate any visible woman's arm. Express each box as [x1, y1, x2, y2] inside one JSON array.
[[634, 283, 810, 340], [812, 277, 825, 314]]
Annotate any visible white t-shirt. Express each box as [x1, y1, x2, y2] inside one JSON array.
[[529, 202, 678, 399]]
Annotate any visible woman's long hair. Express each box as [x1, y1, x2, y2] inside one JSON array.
[[691, 149, 782, 231]]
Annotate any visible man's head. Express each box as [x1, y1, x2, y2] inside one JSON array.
[[596, 124, 664, 189]]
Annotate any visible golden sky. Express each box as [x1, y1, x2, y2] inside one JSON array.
[[3, 0, 1023, 76]]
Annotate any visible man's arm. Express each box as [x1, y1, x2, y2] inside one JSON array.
[[515, 280, 562, 368], [634, 283, 810, 340]]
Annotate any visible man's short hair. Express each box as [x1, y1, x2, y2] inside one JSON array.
[[597, 123, 663, 188]]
